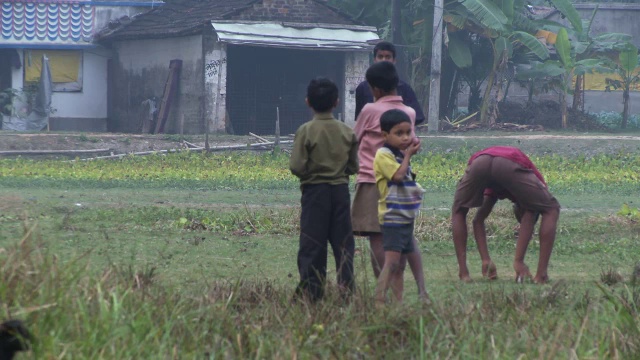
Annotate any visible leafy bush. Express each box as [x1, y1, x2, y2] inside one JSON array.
[[592, 111, 640, 130]]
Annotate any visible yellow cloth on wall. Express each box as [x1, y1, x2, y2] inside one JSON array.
[[576, 70, 640, 92], [24, 50, 81, 83]]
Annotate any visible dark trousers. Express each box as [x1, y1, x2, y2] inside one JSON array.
[[295, 183, 356, 302]]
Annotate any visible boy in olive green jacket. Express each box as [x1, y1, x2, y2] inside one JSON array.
[[290, 78, 359, 302]]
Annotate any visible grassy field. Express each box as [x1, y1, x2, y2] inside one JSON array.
[[1, 135, 640, 358]]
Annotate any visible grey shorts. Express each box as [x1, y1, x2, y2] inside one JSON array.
[[381, 223, 415, 254]]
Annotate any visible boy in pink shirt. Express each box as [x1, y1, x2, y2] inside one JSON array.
[[352, 61, 428, 300]]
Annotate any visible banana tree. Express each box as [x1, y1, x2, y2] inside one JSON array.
[[538, 4, 631, 112], [602, 43, 640, 129], [553, 27, 610, 128], [446, 0, 550, 124], [448, 32, 493, 113]]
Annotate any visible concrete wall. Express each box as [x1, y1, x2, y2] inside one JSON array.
[[344, 51, 369, 127], [549, 4, 640, 48], [110, 35, 204, 133]]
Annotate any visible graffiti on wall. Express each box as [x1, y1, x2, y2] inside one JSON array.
[[205, 57, 227, 78], [345, 57, 368, 92]]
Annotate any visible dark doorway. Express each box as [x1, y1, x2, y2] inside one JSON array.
[[0, 49, 15, 92], [226, 45, 345, 135], [0, 49, 17, 129]]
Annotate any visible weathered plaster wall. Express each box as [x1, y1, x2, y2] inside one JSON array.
[[203, 31, 227, 133], [344, 51, 369, 127], [110, 35, 204, 133]]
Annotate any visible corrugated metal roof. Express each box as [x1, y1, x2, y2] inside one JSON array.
[[211, 21, 378, 50]]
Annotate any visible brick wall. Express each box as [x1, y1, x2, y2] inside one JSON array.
[[232, 0, 353, 24]]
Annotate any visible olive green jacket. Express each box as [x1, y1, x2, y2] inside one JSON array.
[[289, 113, 359, 185]]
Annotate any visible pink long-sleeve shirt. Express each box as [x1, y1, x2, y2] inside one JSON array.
[[353, 96, 416, 184]]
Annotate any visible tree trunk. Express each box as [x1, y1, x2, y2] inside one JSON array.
[[561, 74, 569, 129], [391, 0, 408, 80], [572, 74, 583, 112], [480, 49, 506, 126], [527, 80, 534, 107], [468, 85, 481, 114], [427, 0, 444, 132], [561, 92, 568, 129], [622, 87, 630, 129], [479, 70, 495, 125]]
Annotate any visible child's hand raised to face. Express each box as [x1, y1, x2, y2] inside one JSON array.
[[405, 141, 421, 156]]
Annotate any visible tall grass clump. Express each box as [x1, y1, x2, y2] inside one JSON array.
[[3, 219, 640, 358]]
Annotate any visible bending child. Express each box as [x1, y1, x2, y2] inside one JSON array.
[[374, 109, 426, 305], [289, 78, 359, 302], [451, 146, 560, 284]]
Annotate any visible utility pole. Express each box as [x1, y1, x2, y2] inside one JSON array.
[[391, 0, 407, 80], [428, 0, 443, 133]]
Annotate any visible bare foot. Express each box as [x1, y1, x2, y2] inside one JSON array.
[[419, 293, 432, 306], [459, 274, 472, 283], [514, 263, 532, 283], [482, 261, 498, 280], [533, 275, 549, 284]]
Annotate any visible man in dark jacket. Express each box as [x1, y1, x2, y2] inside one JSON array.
[[354, 41, 425, 125]]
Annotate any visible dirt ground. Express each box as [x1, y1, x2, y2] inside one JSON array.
[[497, 100, 608, 131], [0, 133, 260, 155], [0, 126, 638, 159]]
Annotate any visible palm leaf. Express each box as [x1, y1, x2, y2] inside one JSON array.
[[555, 27, 573, 69], [460, 0, 508, 32], [619, 44, 639, 74], [594, 33, 632, 43], [511, 31, 549, 60], [515, 61, 564, 80], [499, 0, 514, 24], [448, 33, 473, 68], [512, 12, 539, 34], [495, 36, 512, 58], [548, 0, 582, 34], [444, 14, 469, 30], [573, 41, 589, 56], [574, 58, 604, 75], [584, 5, 599, 38]]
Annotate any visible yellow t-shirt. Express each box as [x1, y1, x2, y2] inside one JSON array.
[[374, 146, 425, 226]]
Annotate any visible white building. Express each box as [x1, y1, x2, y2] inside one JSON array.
[[1, 0, 159, 131]]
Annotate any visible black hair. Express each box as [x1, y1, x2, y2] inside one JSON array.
[[373, 41, 396, 59], [307, 77, 338, 113], [380, 109, 411, 133], [365, 61, 399, 94], [0, 320, 31, 360]]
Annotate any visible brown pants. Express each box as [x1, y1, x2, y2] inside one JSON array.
[[453, 155, 560, 212]]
